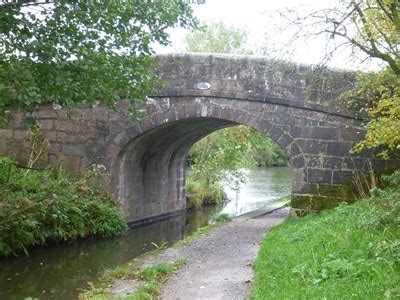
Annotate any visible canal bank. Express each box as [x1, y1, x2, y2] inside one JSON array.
[[83, 204, 290, 299]]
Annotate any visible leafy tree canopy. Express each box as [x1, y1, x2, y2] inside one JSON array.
[[332, 0, 400, 156], [185, 21, 250, 54], [289, 0, 400, 156], [0, 0, 196, 124]]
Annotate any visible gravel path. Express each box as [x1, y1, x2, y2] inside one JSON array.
[[131, 207, 289, 300]]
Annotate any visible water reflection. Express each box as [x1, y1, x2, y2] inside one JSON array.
[[222, 167, 292, 216], [0, 212, 190, 300]]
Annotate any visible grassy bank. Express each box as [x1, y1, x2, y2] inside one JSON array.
[[0, 156, 126, 257], [251, 186, 400, 299]]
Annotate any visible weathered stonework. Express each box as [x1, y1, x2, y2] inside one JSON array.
[[1, 53, 399, 223]]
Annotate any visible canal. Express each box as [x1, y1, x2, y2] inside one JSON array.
[[0, 167, 291, 299]]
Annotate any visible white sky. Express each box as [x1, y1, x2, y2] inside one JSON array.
[[155, 0, 384, 71]]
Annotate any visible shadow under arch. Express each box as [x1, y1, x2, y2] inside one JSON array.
[[110, 100, 305, 224]]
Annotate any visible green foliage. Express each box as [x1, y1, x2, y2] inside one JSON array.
[[185, 177, 224, 209], [251, 187, 400, 299], [211, 213, 232, 224], [382, 169, 400, 186], [186, 126, 287, 208], [0, 156, 126, 257], [246, 128, 288, 167], [0, 1, 196, 123], [308, 0, 400, 156], [343, 68, 400, 157], [185, 21, 250, 54]]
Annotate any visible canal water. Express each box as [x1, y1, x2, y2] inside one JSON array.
[[0, 167, 291, 300]]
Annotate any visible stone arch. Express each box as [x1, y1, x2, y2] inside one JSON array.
[[1, 53, 398, 224], [109, 98, 304, 224]]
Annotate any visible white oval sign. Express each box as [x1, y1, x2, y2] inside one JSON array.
[[196, 82, 211, 90]]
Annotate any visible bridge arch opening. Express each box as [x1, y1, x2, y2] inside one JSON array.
[[185, 124, 292, 215], [111, 101, 305, 224]]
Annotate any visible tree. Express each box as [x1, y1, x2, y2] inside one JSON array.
[[185, 21, 250, 54], [0, 0, 196, 124], [287, 0, 400, 156]]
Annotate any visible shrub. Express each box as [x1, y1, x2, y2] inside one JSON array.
[[0, 157, 126, 257], [185, 177, 225, 209]]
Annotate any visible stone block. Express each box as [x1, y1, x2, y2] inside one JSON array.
[[54, 132, 64, 142], [323, 156, 343, 169], [62, 144, 86, 156], [291, 194, 312, 209], [311, 127, 339, 140], [277, 133, 293, 150], [106, 145, 120, 158], [48, 154, 61, 165], [39, 119, 54, 130], [342, 157, 365, 170], [256, 121, 272, 135], [340, 127, 365, 141], [291, 155, 305, 168], [62, 155, 82, 175], [41, 130, 57, 141], [267, 126, 283, 141], [310, 196, 343, 210], [54, 120, 88, 133], [61, 133, 95, 144], [13, 130, 28, 139], [306, 155, 323, 168], [307, 168, 332, 184], [316, 183, 355, 199], [327, 141, 351, 156], [0, 129, 13, 139], [290, 126, 311, 138], [48, 142, 61, 154], [287, 143, 301, 157], [298, 139, 327, 155], [332, 170, 354, 183]]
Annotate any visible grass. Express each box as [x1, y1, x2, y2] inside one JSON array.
[[251, 187, 400, 299], [80, 259, 186, 299], [211, 212, 232, 223]]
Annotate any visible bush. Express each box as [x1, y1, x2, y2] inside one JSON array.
[[0, 157, 126, 257], [185, 177, 225, 209]]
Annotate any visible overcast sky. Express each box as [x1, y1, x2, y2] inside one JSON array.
[[155, 0, 383, 71]]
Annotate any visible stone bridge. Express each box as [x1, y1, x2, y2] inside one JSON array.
[[0, 53, 397, 225]]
